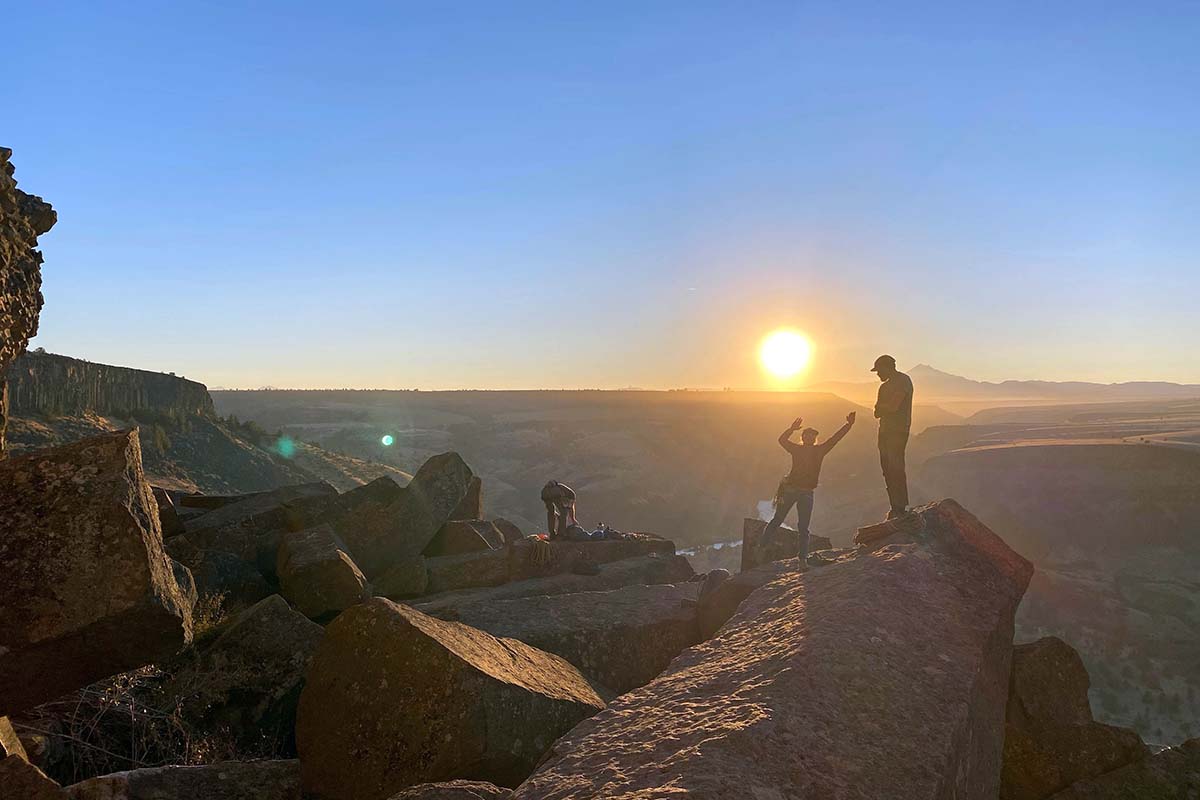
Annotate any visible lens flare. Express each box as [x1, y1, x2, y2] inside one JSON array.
[[759, 329, 814, 380], [381, 434, 395, 446]]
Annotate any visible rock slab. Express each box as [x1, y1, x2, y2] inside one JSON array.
[[296, 598, 605, 800], [0, 754, 67, 799], [1050, 738, 1200, 799], [513, 500, 1033, 800], [388, 781, 512, 800], [0, 430, 193, 715], [66, 759, 301, 800]]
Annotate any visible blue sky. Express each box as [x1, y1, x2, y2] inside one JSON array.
[[8, 1, 1199, 388]]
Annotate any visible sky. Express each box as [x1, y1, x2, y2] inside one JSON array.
[[7, 1, 1200, 389]]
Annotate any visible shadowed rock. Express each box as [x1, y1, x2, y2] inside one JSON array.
[[184, 482, 338, 561], [422, 583, 701, 696], [0, 754, 66, 799], [1049, 738, 1200, 798], [739, 517, 832, 570], [1001, 637, 1147, 800], [416, 554, 695, 614], [448, 475, 483, 520], [277, 523, 369, 620], [425, 519, 505, 557], [0, 430, 192, 715], [512, 500, 1033, 800], [372, 556, 429, 599], [425, 537, 677, 595], [163, 595, 323, 753], [296, 598, 604, 800], [387, 781, 512, 800], [66, 759, 301, 800]]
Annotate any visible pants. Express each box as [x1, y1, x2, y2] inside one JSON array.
[[764, 488, 815, 560], [879, 428, 910, 512]]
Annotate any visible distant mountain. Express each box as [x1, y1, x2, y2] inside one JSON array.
[[808, 364, 1200, 408]]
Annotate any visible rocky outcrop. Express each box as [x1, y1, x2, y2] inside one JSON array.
[[66, 759, 301, 800], [183, 481, 338, 562], [447, 475, 483, 520], [740, 517, 833, 570], [7, 351, 214, 420], [0, 148, 54, 456], [388, 782, 511, 800], [1001, 637, 1147, 800], [276, 524, 369, 619], [0, 754, 67, 799], [416, 554, 695, 615], [373, 556, 429, 599], [512, 500, 1033, 800], [0, 430, 193, 715], [163, 595, 322, 753], [1050, 738, 1200, 798], [423, 583, 701, 696], [0, 149, 55, 374], [296, 598, 605, 800]]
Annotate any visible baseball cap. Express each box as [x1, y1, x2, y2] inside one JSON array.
[[870, 354, 897, 372]]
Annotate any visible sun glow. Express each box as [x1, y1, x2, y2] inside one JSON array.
[[759, 329, 814, 380]]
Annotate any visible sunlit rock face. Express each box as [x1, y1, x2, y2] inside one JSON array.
[[0, 147, 55, 455], [513, 500, 1034, 800]]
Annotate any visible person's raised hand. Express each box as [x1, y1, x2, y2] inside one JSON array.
[[791, 417, 803, 429], [846, 411, 857, 425]]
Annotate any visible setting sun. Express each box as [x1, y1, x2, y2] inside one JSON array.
[[759, 329, 814, 380]]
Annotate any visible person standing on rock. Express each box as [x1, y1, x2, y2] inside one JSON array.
[[872, 354, 914, 519], [541, 480, 579, 539], [763, 411, 856, 565]]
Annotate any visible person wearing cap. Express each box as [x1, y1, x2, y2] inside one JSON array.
[[762, 411, 857, 566], [871, 354, 914, 519]]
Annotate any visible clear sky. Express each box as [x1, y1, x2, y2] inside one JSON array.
[[8, 1, 1199, 389]]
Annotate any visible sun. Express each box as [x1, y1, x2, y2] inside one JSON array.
[[759, 329, 814, 380]]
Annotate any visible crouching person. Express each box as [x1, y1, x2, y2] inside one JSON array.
[[541, 480, 579, 539]]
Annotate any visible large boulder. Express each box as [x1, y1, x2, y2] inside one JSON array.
[[1001, 637, 1148, 800], [162, 595, 323, 753], [276, 524, 368, 620], [388, 782, 511, 800], [1050, 738, 1200, 798], [512, 500, 1034, 800], [326, 453, 475, 576], [0, 754, 67, 799], [0, 430, 193, 715], [423, 583, 701, 696], [739, 517, 833, 570], [416, 554, 695, 614], [296, 598, 605, 800], [66, 759, 301, 800], [373, 556, 429, 599], [425, 520, 505, 557]]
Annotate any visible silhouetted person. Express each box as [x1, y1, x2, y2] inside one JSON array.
[[763, 412, 856, 564], [872, 354, 914, 518], [541, 480, 578, 539]]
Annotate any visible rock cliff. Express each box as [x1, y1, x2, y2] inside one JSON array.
[[8, 351, 215, 419], [0, 147, 55, 455]]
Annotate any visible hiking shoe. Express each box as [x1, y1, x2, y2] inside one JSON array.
[[886, 508, 908, 521], [806, 553, 834, 567]]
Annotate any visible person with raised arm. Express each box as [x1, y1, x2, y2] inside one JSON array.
[[762, 411, 857, 566]]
